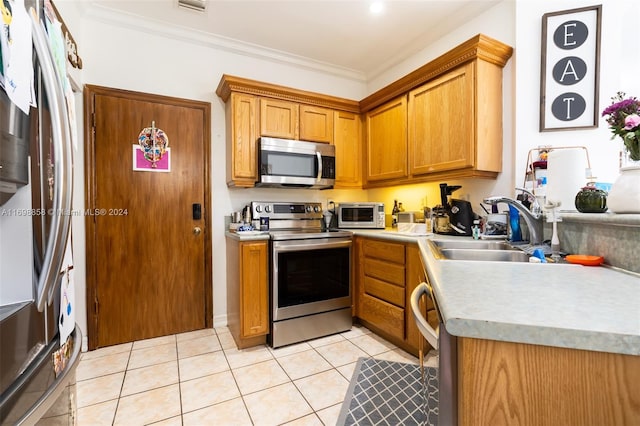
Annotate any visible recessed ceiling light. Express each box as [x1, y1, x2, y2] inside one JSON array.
[[370, 1, 384, 15]]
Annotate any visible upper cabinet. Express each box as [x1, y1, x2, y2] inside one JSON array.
[[216, 75, 361, 188], [333, 111, 362, 188], [260, 98, 299, 140], [224, 93, 258, 187], [300, 105, 334, 144], [365, 96, 408, 182], [361, 34, 513, 188], [408, 63, 475, 175]]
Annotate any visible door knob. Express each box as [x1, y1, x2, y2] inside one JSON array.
[[193, 226, 202, 236]]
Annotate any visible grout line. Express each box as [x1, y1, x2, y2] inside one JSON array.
[[78, 326, 418, 425]]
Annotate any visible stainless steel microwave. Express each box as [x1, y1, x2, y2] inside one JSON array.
[[257, 137, 335, 189], [337, 202, 386, 229]]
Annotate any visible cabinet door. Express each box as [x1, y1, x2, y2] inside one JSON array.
[[365, 96, 408, 182], [300, 105, 333, 143], [408, 62, 475, 175], [227, 93, 258, 187], [240, 241, 269, 338], [333, 111, 362, 188], [260, 98, 299, 139]]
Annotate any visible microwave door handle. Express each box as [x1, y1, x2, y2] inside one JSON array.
[[316, 152, 322, 182], [30, 9, 73, 312]]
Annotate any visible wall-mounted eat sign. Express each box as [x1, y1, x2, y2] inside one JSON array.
[[540, 5, 601, 131]]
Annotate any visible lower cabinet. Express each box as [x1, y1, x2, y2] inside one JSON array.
[[226, 237, 269, 349], [457, 337, 640, 425], [354, 236, 438, 356]]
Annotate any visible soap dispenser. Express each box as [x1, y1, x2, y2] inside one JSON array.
[[508, 205, 522, 242]]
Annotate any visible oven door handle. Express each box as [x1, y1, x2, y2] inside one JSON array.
[[273, 240, 351, 252], [410, 282, 439, 350]]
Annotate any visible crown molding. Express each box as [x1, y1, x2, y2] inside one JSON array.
[[360, 33, 513, 112], [216, 75, 360, 113], [83, 3, 367, 83]]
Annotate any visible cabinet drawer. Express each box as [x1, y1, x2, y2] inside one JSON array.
[[363, 239, 405, 264], [363, 258, 405, 286], [364, 276, 405, 308], [359, 293, 404, 340]]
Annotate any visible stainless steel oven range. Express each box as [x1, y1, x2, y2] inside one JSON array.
[[250, 201, 353, 348]]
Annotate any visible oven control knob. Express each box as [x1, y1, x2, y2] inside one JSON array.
[[255, 205, 262, 213], [265, 205, 272, 213], [314, 206, 321, 213], [306, 205, 312, 213]]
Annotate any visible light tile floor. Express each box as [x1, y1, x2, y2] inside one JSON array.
[[76, 325, 431, 426]]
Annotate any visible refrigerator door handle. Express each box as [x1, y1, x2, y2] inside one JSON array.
[[29, 8, 73, 312]]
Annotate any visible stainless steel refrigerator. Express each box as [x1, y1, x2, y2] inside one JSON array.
[[1, 1, 80, 424]]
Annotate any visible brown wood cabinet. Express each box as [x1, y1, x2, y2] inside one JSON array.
[[226, 237, 269, 349], [354, 236, 436, 356], [408, 60, 502, 178], [457, 337, 640, 425], [365, 96, 408, 182], [333, 111, 362, 188], [300, 105, 334, 143], [361, 34, 512, 188], [224, 92, 258, 187], [260, 98, 299, 139], [408, 63, 474, 175]]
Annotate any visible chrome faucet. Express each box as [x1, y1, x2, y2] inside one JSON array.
[[483, 188, 544, 245]]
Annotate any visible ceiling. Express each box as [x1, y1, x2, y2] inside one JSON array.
[[89, 0, 501, 80]]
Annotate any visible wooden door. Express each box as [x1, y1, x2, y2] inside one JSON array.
[[365, 96, 408, 182], [259, 98, 299, 139], [408, 63, 475, 176], [333, 111, 362, 188], [84, 85, 212, 349], [299, 105, 333, 143]]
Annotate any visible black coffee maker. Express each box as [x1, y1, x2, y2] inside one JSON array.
[[433, 183, 475, 236]]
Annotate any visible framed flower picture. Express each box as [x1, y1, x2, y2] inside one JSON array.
[[540, 5, 602, 131]]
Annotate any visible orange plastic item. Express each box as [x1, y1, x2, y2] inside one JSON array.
[[565, 255, 604, 266]]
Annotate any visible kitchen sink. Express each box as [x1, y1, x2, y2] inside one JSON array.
[[436, 248, 531, 262], [428, 239, 532, 263], [431, 240, 518, 251]]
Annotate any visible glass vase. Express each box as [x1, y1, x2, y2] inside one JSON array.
[[620, 149, 640, 170]]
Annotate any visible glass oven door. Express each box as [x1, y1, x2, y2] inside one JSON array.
[[272, 237, 351, 321]]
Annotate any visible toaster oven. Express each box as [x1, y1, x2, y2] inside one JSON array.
[[337, 202, 385, 229]]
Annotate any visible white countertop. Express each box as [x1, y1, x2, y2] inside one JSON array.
[[351, 229, 640, 356]]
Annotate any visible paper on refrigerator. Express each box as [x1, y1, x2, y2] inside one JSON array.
[[1, 0, 35, 114], [58, 233, 75, 345]]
